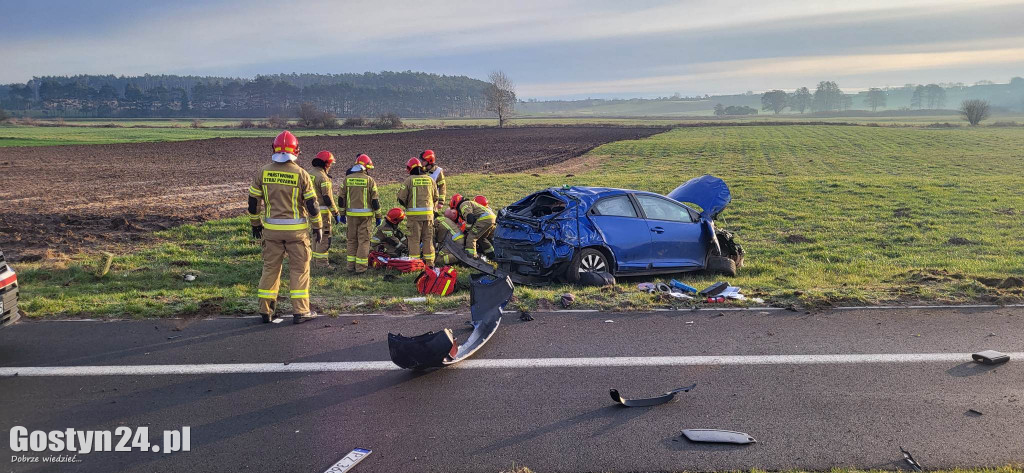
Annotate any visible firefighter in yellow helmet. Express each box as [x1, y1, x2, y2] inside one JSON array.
[[433, 208, 465, 266], [371, 208, 408, 257], [450, 193, 496, 260], [397, 158, 439, 267], [248, 131, 323, 324], [338, 154, 382, 273], [309, 150, 341, 269]]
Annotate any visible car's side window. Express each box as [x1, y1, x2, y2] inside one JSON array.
[[593, 195, 637, 218], [636, 195, 693, 223]]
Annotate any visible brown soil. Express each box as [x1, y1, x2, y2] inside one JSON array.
[[0, 127, 665, 261]]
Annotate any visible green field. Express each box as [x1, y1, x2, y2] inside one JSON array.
[[15, 125, 1024, 318], [0, 124, 411, 147]]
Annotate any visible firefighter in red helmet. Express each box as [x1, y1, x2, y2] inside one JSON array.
[[338, 153, 382, 273], [420, 149, 447, 211], [248, 131, 323, 324], [397, 158, 439, 266], [450, 193, 496, 260], [371, 208, 408, 257]]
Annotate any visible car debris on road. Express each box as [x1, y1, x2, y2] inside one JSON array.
[[609, 383, 697, 407], [387, 274, 513, 369], [681, 429, 757, 445], [899, 446, 923, 472], [972, 350, 1010, 365]]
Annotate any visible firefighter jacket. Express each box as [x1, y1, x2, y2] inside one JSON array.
[[434, 216, 464, 244], [310, 167, 340, 218], [457, 200, 495, 226], [423, 163, 447, 204], [338, 165, 381, 219], [397, 171, 439, 221], [248, 161, 323, 231], [371, 220, 406, 248]]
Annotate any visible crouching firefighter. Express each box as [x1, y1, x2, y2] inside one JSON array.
[[371, 208, 408, 257], [398, 158, 440, 267], [432, 208, 465, 266], [451, 193, 496, 259], [310, 150, 341, 268], [339, 154, 382, 273], [248, 130, 323, 324]]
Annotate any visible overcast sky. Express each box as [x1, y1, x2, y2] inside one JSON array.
[[3, 0, 1023, 99]]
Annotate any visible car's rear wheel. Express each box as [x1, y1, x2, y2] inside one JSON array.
[[567, 248, 610, 283]]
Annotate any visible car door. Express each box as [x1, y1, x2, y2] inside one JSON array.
[[634, 194, 705, 269], [588, 195, 652, 272]]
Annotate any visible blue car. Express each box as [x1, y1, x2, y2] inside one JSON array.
[[493, 175, 743, 282]]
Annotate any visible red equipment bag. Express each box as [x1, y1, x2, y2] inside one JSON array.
[[369, 251, 390, 269], [387, 257, 425, 273], [415, 266, 458, 296]]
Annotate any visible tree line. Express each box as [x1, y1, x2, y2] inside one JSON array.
[[0, 72, 492, 118]]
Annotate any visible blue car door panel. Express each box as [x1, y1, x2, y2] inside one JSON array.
[[589, 195, 651, 272], [634, 194, 705, 269]]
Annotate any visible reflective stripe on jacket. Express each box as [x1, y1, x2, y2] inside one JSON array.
[[250, 161, 322, 231]]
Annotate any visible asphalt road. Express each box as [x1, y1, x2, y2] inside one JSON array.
[[1, 306, 1022, 473]]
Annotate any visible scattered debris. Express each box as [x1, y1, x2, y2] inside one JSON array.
[[519, 310, 534, 322], [402, 297, 427, 303], [637, 283, 656, 292], [972, 350, 1010, 365], [609, 383, 696, 407], [388, 275, 513, 369], [670, 279, 697, 293], [899, 446, 923, 472], [183, 274, 197, 282], [560, 293, 576, 308], [669, 292, 693, 300], [604, 319, 614, 323], [699, 282, 729, 297], [95, 251, 114, 278], [324, 448, 372, 473], [681, 429, 756, 444], [578, 272, 615, 287], [967, 408, 984, 416], [166, 336, 181, 340], [685, 321, 694, 325]]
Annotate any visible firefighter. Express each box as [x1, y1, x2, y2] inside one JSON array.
[[450, 193, 496, 259], [309, 150, 341, 269], [420, 149, 446, 210], [397, 158, 439, 267], [338, 154, 382, 273], [371, 208, 408, 257], [432, 208, 465, 266], [474, 195, 489, 208], [248, 130, 323, 324]]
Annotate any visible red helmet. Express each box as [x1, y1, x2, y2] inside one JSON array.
[[474, 195, 489, 207], [443, 208, 458, 221], [420, 149, 436, 165], [386, 207, 406, 224], [355, 154, 373, 169], [273, 131, 299, 155], [449, 193, 463, 209], [406, 157, 422, 173], [315, 150, 335, 166]]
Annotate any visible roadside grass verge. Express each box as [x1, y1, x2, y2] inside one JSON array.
[[0, 125, 412, 147], [15, 125, 1024, 318]]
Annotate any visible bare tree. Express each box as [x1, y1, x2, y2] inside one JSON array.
[[960, 99, 991, 126], [760, 90, 788, 114], [865, 88, 887, 112], [485, 70, 516, 128]]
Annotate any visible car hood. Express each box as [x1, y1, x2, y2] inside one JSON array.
[[666, 175, 731, 219]]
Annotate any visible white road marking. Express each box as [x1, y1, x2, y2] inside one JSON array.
[[2, 352, 1018, 377]]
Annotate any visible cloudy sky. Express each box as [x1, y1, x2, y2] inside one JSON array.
[[3, 0, 1023, 99]]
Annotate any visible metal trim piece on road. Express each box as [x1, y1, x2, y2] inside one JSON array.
[[3, 352, 1020, 377]]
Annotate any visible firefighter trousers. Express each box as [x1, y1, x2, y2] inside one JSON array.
[[312, 214, 333, 267], [346, 216, 373, 272], [466, 220, 495, 257], [258, 231, 311, 316], [407, 218, 435, 267]]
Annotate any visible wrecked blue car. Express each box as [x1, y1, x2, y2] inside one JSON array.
[[493, 175, 743, 282]]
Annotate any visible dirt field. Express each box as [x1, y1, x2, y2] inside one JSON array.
[[0, 127, 665, 261]]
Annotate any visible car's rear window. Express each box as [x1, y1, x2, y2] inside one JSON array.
[[593, 195, 637, 217]]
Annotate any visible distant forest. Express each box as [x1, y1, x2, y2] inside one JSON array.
[[2, 72, 1023, 119], [0, 72, 491, 118]]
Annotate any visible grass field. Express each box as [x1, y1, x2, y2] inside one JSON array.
[[14, 125, 1024, 318], [0, 124, 411, 147]]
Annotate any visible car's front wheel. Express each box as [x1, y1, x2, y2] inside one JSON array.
[[566, 248, 610, 283]]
